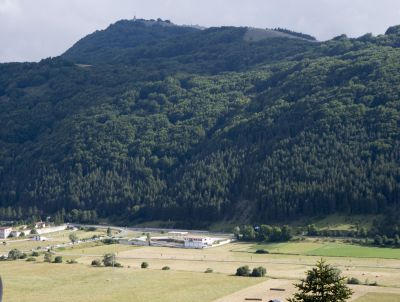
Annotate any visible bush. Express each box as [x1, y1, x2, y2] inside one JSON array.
[[66, 259, 78, 264], [255, 249, 269, 254], [204, 268, 213, 273], [87, 227, 97, 232], [91, 259, 102, 267], [162, 266, 170, 270], [26, 257, 36, 262], [114, 262, 123, 267], [8, 249, 22, 260], [251, 266, 267, 277], [30, 228, 38, 235], [102, 238, 119, 245], [54, 256, 63, 263], [19, 253, 28, 259], [44, 252, 53, 263], [236, 265, 251, 276], [69, 233, 78, 243], [141, 262, 149, 269], [31, 251, 39, 257], [347, 277, 360, 285], [103, 253, 116, 267]]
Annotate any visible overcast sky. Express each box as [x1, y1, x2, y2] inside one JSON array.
[[1, 0, 400, 63]]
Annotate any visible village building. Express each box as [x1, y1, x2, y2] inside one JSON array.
[[0, 227, 12, 239], [34, 221, 46, 229], [183, 236, 213, 249]]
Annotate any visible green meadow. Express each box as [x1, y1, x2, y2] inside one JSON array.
[[251, 241, 400, 259]]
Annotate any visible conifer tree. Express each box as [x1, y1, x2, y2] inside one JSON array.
[[288, 259, 353, 302]]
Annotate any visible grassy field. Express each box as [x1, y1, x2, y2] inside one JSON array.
[[250, 241, 400, 259], [1, 261, 261, 302], [58, 243, 135, 255], [355, 293, 400, 302], [2, 239, 400, 301]]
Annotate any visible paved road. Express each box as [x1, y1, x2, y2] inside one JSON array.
[[70, 223, 233, 238]]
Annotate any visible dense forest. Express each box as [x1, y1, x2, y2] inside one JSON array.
[[0, 19, 399, 230]]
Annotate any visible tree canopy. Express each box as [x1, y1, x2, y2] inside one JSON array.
[[288, 259, 353, 302], [0, 20, 399, 228]]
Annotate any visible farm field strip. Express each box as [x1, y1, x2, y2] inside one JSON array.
[[0, 261, 262, 302], [60, 243, 400, 287], [355, 293, 400, 302], [249, 241, 400, 260], [213, 279, 400, 302], [65, 251, 400, 271]]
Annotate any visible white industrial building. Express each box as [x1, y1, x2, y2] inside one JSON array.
[[0, 227, 12, 239], [183, 236, 213, 249]]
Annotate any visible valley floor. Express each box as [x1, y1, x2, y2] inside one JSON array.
[[1, 229, 400, 301]]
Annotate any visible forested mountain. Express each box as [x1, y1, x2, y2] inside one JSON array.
[[0, 19, 399, 227], [62, 19, 317, 74]]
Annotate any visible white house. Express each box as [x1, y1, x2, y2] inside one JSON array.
[[34, 221, 46, 229], [0, 227, 12, 239], [183, 236, 213, 249]]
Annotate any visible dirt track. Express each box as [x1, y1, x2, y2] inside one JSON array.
[[212, 279, 295, 302], [212, 279, 400, 302]]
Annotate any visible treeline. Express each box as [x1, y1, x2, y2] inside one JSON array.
[[273, 27, 317, 41], [306, 224, 369, 238], [234, 225, 292, 242], [0, 207, 98, 225]]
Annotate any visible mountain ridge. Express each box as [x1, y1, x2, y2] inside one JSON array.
[[61, 19, 318, 74]]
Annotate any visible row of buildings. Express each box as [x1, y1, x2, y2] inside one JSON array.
[[0, 221, 47, 239], [120, 231, 231, 249]]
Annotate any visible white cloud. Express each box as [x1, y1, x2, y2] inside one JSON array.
[[0, 0, 19, 14], [1, 0, 400, 62]]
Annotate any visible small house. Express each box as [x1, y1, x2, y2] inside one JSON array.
[[0, 227, 12, 239], [35, 221, 46, 229]]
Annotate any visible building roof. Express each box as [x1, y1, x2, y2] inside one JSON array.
[[184, 236, 211, 240], [0, 227, 12, 230]]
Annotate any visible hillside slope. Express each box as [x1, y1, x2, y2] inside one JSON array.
[[0, 20, 399, 228]]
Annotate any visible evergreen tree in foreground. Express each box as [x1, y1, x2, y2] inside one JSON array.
[[288, 259, 353, 302]]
